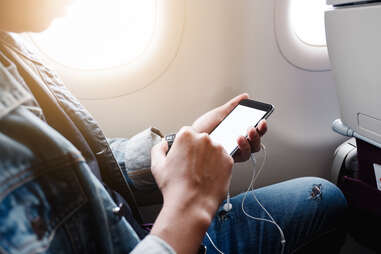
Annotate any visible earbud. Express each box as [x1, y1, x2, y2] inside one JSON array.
[[223, 202, 232, 212], [223, 193, 232, 212]]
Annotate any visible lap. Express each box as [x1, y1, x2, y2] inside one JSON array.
[[202, 177, 347, 254]]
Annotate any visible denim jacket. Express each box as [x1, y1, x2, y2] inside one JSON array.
[[0, 33, 175, 254]]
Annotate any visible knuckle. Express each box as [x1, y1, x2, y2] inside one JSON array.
[[199, 133, 211, 144], [178, 126, 193, 139], [215, 144, 225, 153], [242, 139, 250, 149], [199, 132, 208, 139]]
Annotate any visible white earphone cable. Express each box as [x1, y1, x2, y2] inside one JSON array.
[[205, 232, 224, 254], [206, 144, 286, 254]]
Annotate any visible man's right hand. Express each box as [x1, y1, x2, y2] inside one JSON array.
[[150, 126, 234, 254]]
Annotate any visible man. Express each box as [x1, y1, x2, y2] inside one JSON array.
[[0, 0, 347, 253]]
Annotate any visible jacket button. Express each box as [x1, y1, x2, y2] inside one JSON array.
[[112, 203, 125, 216], [112, 205, 121, 214]]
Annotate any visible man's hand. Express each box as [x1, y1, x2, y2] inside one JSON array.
[[150, 127, 233, 254], [192, 93, 268, 162]]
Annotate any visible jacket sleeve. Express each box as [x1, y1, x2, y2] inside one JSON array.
[[131, 235, 176, 254], [108, 127, 164, 206]]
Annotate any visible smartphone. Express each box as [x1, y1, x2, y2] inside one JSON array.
[[209, 99, 274, 156]]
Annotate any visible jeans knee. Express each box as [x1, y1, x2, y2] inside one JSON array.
[[299, 177, 347, 212]]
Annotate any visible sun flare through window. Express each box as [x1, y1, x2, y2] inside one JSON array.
[[290, 0, 329, 47], [31, 0, 156, 70]]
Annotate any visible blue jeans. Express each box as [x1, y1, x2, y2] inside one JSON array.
[[203, 177, 347, 254]]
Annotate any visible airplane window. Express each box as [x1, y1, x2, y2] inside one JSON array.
[[274, 0, 330, 71], [290, 0, 329, 47], [27, 0, 185, 99], [30, 0, 156, 70]]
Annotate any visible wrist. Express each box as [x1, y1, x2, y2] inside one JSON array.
[[162, 186, 221, 217], [151, 203, 213, 254]]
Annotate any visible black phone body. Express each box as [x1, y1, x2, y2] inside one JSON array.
[[209, 99, 274, 156]]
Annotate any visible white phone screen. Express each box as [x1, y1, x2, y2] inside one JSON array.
[[209, 104, 267, 155]]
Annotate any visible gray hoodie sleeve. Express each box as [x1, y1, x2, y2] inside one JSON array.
[[131, 235, 176, 254]]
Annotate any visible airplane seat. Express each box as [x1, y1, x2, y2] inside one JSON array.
[[331, 138, 381, 252], [326, 0, 381, 252]]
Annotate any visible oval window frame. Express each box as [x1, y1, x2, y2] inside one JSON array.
[[28, 0, 186, 100], [274, 0, 331, 72]]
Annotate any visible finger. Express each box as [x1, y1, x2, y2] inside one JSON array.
[[218, 93, 249, 116], [248, 127, 261, 152], [151, 139, 168, 165], [192, 94, 250, 133], [257, 120, 267, 137], [237, 135, 251, 160]]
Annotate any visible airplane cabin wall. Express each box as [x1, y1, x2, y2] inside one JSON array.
[[77, 0, 346, 195]]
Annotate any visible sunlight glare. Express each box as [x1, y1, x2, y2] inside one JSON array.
[[290, 0, 329, 46], [31, 0, 156, 69]]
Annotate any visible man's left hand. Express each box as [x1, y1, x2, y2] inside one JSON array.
[[192, 93, 267, 162]]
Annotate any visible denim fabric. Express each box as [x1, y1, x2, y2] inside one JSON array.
[[109, 128, 164, 207], [203, 177, 347, 254], [0, 32, 142, 222], [0, 67, 141, 253], [0, 51, 44, 121], [108, 127, 162, 192]]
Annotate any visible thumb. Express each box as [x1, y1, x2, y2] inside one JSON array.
[[219, 93, 249, 115], [151, 139, 168, 165]]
